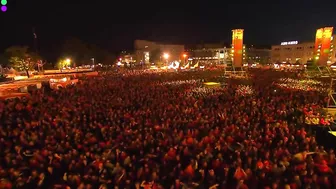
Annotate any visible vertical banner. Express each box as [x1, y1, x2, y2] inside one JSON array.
[[232, 29, 244, 67], [315, 28, 323, 55], [319, 27, 333, 66]]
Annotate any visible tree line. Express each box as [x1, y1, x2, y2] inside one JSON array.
[[0, 37, 117, 78]]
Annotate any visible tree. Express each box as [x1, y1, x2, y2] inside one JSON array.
[[102, 53, 116, 65], [61, 38, 91, 65], [88, 45, 104, 66], [0, 54, 9, 68], [5, 46, 40, 78], [57, 58, 71, 69]]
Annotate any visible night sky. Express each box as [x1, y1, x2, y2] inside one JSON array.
[[0, 0, 335, 61]]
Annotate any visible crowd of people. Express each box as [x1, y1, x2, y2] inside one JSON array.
[[275, 78, 328, 92], [235, 85, 254, 97], [0, 69, 336, 189]]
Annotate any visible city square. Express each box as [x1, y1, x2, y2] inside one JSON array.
[[1, 1, 336, 189]]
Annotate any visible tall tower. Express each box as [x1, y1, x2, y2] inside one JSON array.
[[320, 27, 333, 65], [232, 29, 244, 67], [315, 27, 334, 66]]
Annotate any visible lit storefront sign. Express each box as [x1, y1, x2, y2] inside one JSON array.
[[281, 41, 298, 45]]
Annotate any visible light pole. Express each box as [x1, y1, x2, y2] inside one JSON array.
[[163, 53, 169, 66], [183, 54, 187, 66], [91, 58, 95, 68], [61, 58, 71, 72], [66, 59, 71, 71], [65, 58, 71, 67], [130, 57, 133, 68]]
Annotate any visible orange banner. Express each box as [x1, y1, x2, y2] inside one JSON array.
[[319, 27, 333, 66], [232, 29, 244, 67], [315, 28, 323, 53]]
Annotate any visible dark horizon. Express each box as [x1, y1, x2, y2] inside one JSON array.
[[0, 0, 335, 62]]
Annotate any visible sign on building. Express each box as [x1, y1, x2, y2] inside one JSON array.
[[281, 41, 298, 45]]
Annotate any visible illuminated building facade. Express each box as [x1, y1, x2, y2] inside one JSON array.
[[187, 44, 270, 65], [232, 29, 244, 67], [186, 43, 230, 64], [119, 51, 136, 64], [271, 37, 336, 64], [315, 27, 334, 66], [134, 40, 184, 65], [245, 46, 271, 65], [271, 41, 315, 64]]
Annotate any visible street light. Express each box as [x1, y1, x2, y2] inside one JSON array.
[[163, 53, 169, 60], [64, 59, 71, 69], [60, 58, 71, 72], [91, 58, 95, 66], [163, 53, 169, 65], [183, 54, 187, 65]]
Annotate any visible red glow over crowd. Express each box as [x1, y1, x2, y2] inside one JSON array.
[[0, 69, 335, 189]]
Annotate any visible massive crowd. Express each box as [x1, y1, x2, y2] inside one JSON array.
[[0, 69, 335, 189], [274, 78, 328, 92]]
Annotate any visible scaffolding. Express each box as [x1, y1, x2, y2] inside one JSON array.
[[323, 78, 336, 134], [224, 63, 247, 77], [327, 78, 336, 108], [305, 64, 334, 78], [224, 61, 235, 76]]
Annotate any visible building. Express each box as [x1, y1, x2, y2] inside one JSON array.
[[245, 46, 271, 65], [271, 41, 315, 64], [186, 43, 230, 64], [271, 36, 336, 64], [119, 51, 136, 64], [187, 43, 270, 65], [134, 40, 184, 65]]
